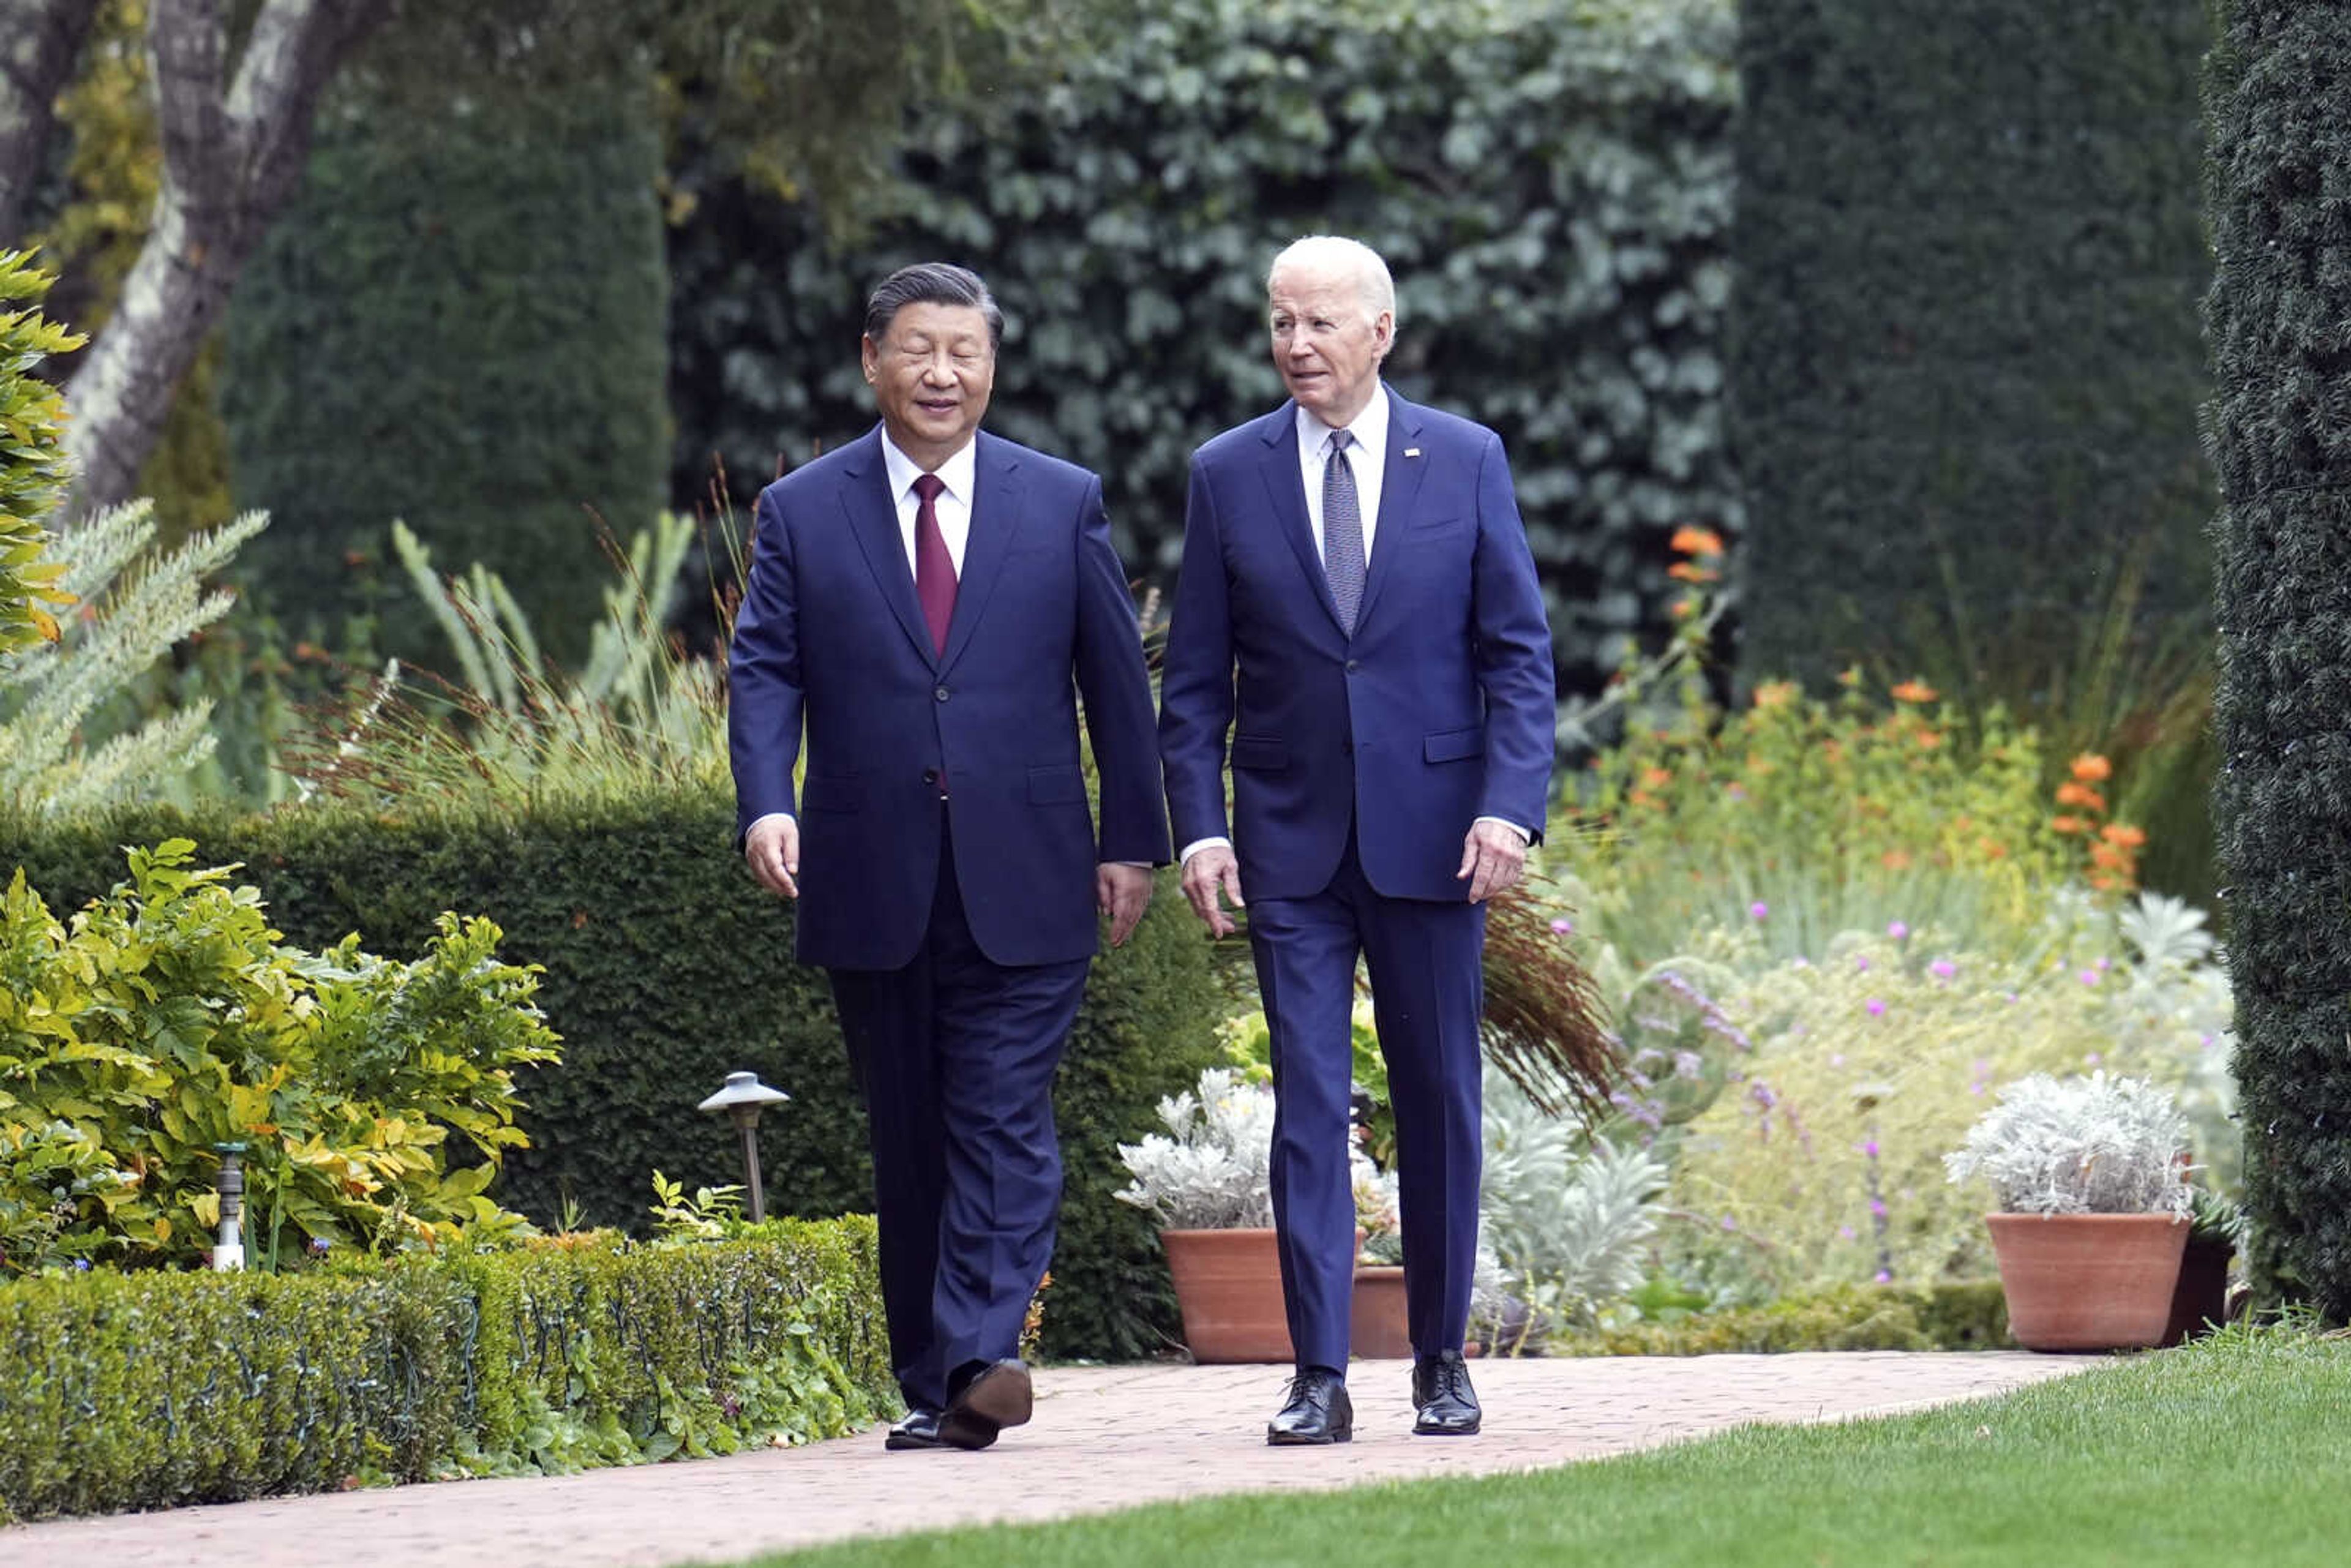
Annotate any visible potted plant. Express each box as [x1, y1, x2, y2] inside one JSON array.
[[1349, 1161, 1412, 1359], [1944, 1072, 2192, 1351], [2165, 1186, 2246, 1346], [1116, 1067, 1384, 1363]]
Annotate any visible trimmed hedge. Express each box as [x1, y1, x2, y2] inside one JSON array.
[[2205, 1, 2351, 1319], [0, 790, 1227, 1359], [0, 1217, 889, 1522], [668, 0, 1739, 694], [1547, 1281, 2011, 1356], [223, 77, 670, 666], [1731, 0, 2212, 692]]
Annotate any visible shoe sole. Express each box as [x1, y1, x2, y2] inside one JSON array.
[[939, 1364, 1033, 1450], [1267, 1425, 1353, 1446], [1413, 1417, 1482, 1436]]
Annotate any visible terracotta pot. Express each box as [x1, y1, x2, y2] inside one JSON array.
[[1350, 1264, 1412, 1359], [1984, 1212, 2189, 1351], [1160, 1228, 1293, 1363], [2163, 1236, 2234, 1346]]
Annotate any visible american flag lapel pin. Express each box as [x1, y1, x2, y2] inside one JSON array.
[[1404, 447, 1422, 459]]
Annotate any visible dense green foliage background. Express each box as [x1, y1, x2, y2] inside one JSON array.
[[1731, 0, 2211, 695], [670, 0, 1740, 692], [0, 792, 1226, 1359], [2205, 0, 2351, 1321], [223, 78, 670, 664]]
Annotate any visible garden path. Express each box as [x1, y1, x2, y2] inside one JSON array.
[[0, 1352, 2094, 1568]]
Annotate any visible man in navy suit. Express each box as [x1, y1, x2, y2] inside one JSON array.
[[729, 262, 1168, 1452], [1159, 236, 1555, 1444]]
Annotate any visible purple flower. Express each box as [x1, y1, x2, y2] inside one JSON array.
[[1862, 1139, 1881, 1158], [1874, 1269, 1893, 1284], [1550, 917, 1574, 936], [1791, 955, 1810, 969], [1888, 921, 1910, 940], [1721, 1215, 1739, 1231], [2077, 969, 2099, 987], [1854, 955, 1871, 972], [1865, 998, 1887, 1016], [2085, 1052, 2101, 1067], [1749, 901, 1770, 920], [2004, 991, 2020, 1004], [2095, 956, 2112, 972], [73, 1258, 91, 1271], [1829, 1052, 1846, 1067], [1869, 1198, 1888, 1218], [1930, 959, 1957, 980], [310, 1237, 331, 1256], [1838, 1225, 1856, 1240]]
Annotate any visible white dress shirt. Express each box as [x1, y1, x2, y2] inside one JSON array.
[[1179, 386, 1528, 869]]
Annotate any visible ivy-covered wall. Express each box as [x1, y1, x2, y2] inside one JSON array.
[[2206, 0, 2351, 1321], [1730, 0, 2212, 692], [224, 77, 670, 665], [668, 0, 1739, 695]]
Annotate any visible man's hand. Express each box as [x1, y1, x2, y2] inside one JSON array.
[[1098, 863, 1153, 947], [1456, 819, 1527, 904], [1180, 844, 1247, 937], [746, 815, 801, 898]]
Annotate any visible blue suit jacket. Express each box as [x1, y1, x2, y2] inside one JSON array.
[[729, 427, 1169, 970], [1158, 390, 1556, 902]]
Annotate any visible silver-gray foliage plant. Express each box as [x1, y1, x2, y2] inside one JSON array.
[[1479, 1065, 1670, 1326], [1944, 1071, 2192, 1217]]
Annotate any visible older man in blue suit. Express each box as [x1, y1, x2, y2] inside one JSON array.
[[729, 262, 1168, 1452], [1159, 235, 1556, 1445]]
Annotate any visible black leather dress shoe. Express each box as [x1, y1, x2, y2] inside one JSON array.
[[1267, 1367, 1353, 1446], [885, 1408, 946, 1450], [1411, 1349, 1482, 1436], [938, 1359, 1033, 1451]]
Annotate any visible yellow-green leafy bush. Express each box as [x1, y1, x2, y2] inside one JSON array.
[[0, 841, 558, 1271]]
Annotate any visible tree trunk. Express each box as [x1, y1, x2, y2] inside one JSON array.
[[59, 0, 390, 522], [0, 0, 101, 246]]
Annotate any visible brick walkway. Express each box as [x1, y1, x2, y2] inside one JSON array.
[[1, 1353, 2095, 1568]]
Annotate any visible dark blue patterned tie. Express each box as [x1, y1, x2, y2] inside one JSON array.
[[1322, 429, 1365, 634]]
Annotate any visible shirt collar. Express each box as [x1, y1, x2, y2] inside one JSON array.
[[879, 429, 980, 506], [1297, 383, 1390, 468]]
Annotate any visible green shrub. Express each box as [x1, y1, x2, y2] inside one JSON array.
[[0, 793, 1227, 1358], [223, 79, 669, 666], [0, 249, 81, 660], [2205, 0, 2351, 1320], [670, 0, 1739, 695], [0, 1217, 888, 1521], [1730, 0, 2211, 694], [0, 842, 557, 1272], [1548, 1281, 2010, 1356]]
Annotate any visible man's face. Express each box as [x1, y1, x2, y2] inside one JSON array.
[[862, 302, 996, 466], [1268, 261, 1392, 427]]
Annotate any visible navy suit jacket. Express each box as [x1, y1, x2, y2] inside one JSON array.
[[729, 426, 1169, 970], [1158, 389, 1555, 902]]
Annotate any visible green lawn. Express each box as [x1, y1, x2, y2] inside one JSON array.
[[730, 1328, 2351, 1568]]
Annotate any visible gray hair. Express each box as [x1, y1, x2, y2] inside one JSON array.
[[863, 262, 1003, 349], [1267, 235, 1397, 329]]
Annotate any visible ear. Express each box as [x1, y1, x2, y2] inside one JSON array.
[[1373, 310, 1395, 359], [860, 335, 880, 385]]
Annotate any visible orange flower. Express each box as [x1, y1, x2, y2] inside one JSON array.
[[1980, 840, 2008, 860], [1668, 561, 1719, 582], [2053, 782, 2109, 812], [1890, 679, 1939, 704], [1880, 849, 1913, 871], [2051, 814, 2085, 834], [2070, 753, 2113, 783], [1670, 525, 1727, 557], [2100, 823, 2147, 849], [1642, 767, 1674, 787], [2091, 844, 2131, 871], [1670, 597, 1698, 620], [1913, 728, 1942, 749], [1752, 680, 1799, 711]]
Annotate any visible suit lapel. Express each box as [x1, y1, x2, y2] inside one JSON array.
[[940, 432, 1021, 675], [1254, 403, 1347, 634], [1353, 387, 1428, 632], [838, 427, 938, 667]]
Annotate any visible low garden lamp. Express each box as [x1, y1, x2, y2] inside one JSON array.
[[698, 1071, 790, 1223], [211, 1141, 248, 1271]]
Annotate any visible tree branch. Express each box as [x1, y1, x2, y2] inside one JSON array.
[[0, 0, 102, 246]]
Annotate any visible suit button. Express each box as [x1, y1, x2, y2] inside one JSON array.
[[921, 767, 939, 785], [1344, 659, 1361, 673], [935, 686, 951, 703]]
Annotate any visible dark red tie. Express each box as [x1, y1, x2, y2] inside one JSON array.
[[912, 472, 956, 656]]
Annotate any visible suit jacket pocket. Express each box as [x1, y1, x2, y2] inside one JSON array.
[[1230, 734, 1290, 773], [1028, 764, 1088, 805], [1409, 512, 1469, 532], [1423, 726, 1485, 764]]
